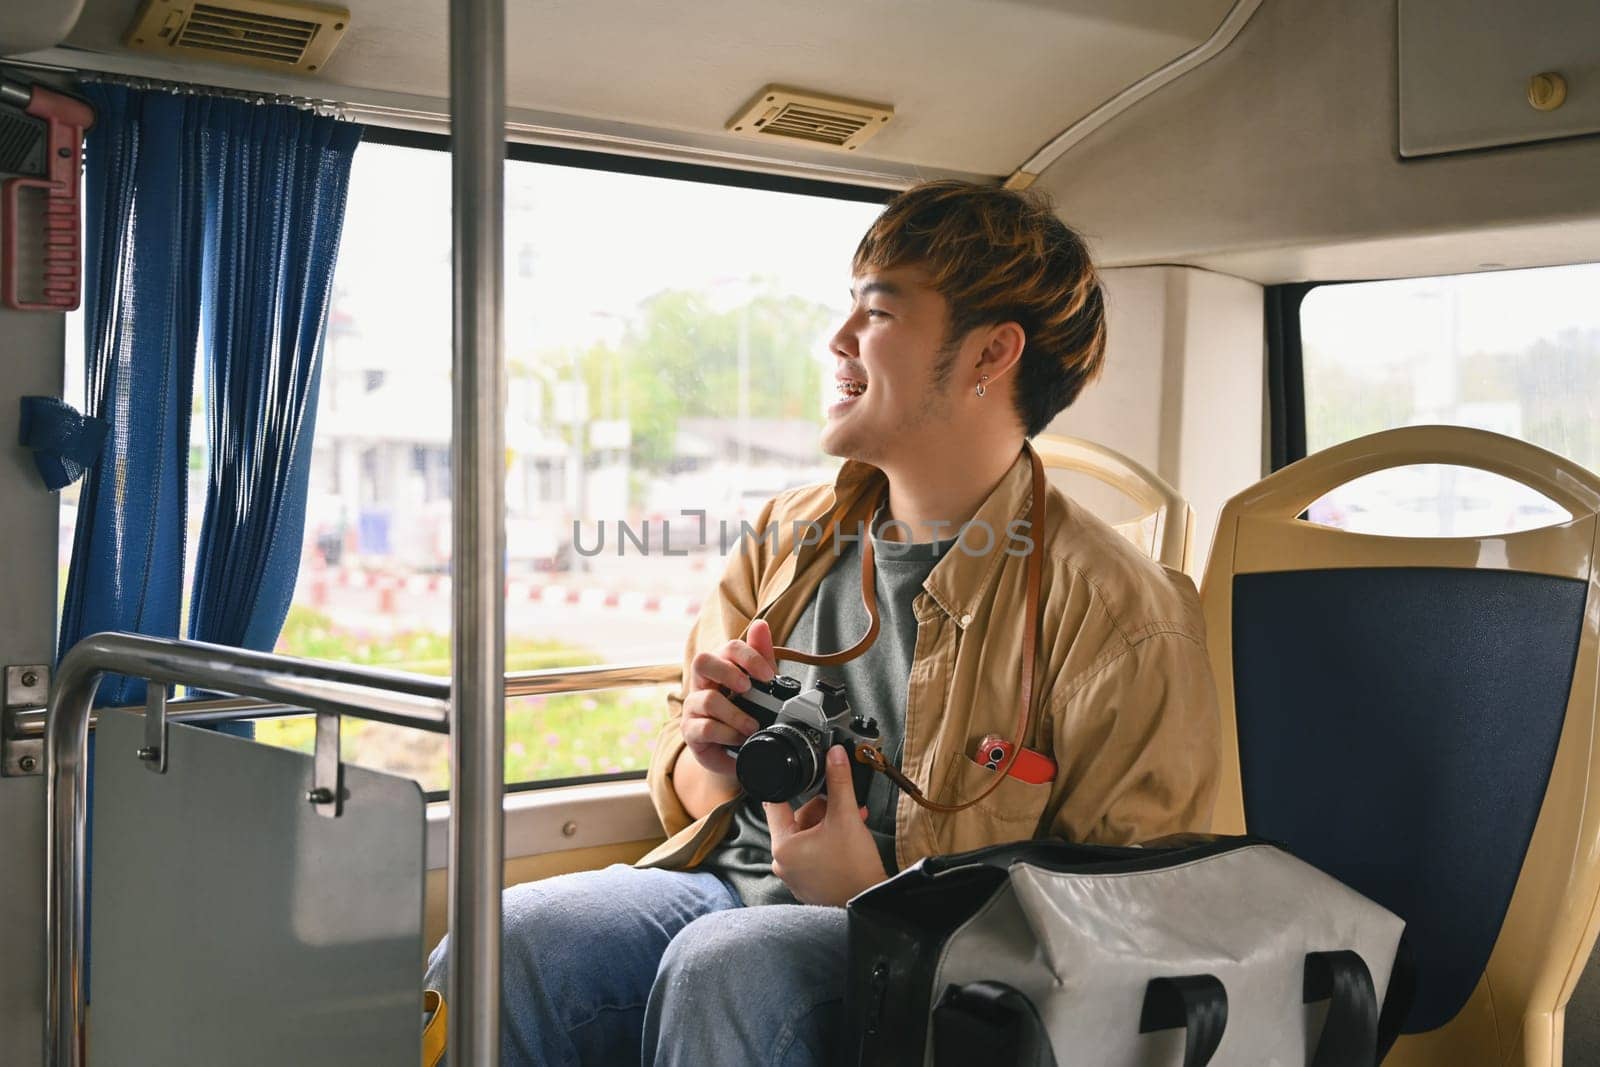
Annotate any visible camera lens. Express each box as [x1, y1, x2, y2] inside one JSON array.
[[736, 724, 820, 802]]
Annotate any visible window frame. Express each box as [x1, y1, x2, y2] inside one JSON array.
[[1264, 281, 1317, 472], [363, 124, 896, 205], [1278, 265, 1600, 537]]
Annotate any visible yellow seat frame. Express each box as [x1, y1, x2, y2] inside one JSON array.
[[1200, 425, 1600, 1066], [1033, 432, 1194, 572]]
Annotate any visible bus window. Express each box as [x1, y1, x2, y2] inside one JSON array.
[[1298, 265, 1598, 536], [251, 137, 880, 789]]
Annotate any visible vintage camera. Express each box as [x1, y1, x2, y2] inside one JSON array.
[[726, 674, 880, 806]]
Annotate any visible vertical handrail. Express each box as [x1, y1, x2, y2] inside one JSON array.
[[44, 655, 93, 1067], [447, 0, 507, 1060]]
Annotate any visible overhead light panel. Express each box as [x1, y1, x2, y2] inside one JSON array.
[[726, 85, 893, 152]]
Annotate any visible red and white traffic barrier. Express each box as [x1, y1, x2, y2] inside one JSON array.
[[318, 568, 705, 616]]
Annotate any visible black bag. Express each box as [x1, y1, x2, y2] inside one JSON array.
[[844, 835, 1414, 1067]]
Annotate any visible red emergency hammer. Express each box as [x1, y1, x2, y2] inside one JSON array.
[[0, 77, 94, 312]]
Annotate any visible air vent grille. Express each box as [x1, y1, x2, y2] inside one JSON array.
[[727, 86, 893, 152], [762, 104, 873, 146], [178, 4, 319, 63], [126, 0, 350, 74]]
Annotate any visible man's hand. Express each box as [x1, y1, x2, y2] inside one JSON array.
[[672, 620, 777, 818], [765, 745, 889, 907]]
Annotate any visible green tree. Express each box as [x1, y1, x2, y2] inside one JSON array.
[[566, 280, 837, 478]]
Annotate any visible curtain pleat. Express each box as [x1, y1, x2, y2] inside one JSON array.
[[187, 100, 362, 655], [60, 86, 362, 706], [60, 85, 205, 707]]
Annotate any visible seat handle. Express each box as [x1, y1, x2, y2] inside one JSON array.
[[1233, 425, 1600, 520]]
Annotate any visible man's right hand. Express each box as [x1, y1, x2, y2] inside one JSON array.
[[674, 619, 778, 814]]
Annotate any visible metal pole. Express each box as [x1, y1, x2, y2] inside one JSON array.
[[448, 0, 506, 1059]]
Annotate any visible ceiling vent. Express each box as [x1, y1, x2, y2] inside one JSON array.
[[125, 0, 350, 75], [726, 86, 893, 152]]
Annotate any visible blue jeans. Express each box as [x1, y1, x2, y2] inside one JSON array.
[[422, 864, 849, 1066]]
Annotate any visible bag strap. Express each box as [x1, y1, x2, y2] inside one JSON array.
[[1140, 974, 1228, 1067], [1376, 937, 1417, 1061], [932, 981, 1058, 1067], [423, 990, 447, 1067], [1304, 950, 1380, 1067]]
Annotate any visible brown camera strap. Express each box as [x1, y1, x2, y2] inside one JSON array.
[[764, 447, 1048, 816], [769, 492, 880, 669]]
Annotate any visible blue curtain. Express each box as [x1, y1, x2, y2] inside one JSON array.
[[61, 86, 362, 706], [60, 86, 205, 706], [186, 102, 362, 656]]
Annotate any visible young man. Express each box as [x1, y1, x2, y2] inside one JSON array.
[[424, 180, 1220, 1065]]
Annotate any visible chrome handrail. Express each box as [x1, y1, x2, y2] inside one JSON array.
[[13, 661, 681, 739], [43, 635, 428, 1066], [44, 634, 680, 1065], [448, 0, 507, 1055]]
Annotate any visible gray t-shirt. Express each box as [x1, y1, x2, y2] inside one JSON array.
[[699, 520, 954, 907]]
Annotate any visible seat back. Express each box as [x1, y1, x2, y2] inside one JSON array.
[[1032, 433, 1194, 572], [1199, 425, 1600, 1066]]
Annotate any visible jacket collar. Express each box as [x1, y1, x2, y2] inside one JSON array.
[[827, 444, 1040, 624]]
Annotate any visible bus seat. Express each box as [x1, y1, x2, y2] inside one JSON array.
[[1199, 425, 1600, 1066], [1032, 433, 1194, 572]]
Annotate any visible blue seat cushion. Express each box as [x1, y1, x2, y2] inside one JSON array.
[[1233, 566, 1585, 1032]]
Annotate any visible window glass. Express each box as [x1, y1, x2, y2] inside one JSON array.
[[62, 140, 881, 790], [1299, 266, 1599, 536], [264, 142, 883, 789]]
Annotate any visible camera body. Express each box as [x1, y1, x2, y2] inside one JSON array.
[[728, 674, 879, 807]]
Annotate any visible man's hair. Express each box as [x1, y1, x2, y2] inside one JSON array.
[[852, 180, 1107, 436]]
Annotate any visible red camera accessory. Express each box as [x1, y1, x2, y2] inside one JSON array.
[[0, 77, 94, 311], [974, 733, 1057, 785]]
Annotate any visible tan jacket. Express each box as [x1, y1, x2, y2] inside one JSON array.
[[639, 444, 1220, 871]]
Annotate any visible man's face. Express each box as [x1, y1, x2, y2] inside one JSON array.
[[820, 265, 964, 465]]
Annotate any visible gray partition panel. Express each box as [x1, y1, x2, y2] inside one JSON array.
[[89, 710, 425, 1066]]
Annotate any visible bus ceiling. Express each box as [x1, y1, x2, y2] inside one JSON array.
[[5, 0, 1600, 285], [1, 0, 1249, 186]]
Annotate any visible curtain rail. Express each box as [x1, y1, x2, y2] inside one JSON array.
[[73, 70, 348, 117], [11, 660, 680, 739]]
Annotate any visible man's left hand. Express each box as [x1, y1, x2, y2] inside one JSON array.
[[765, 745, 889, 907]]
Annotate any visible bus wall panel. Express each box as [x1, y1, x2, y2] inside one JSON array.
[[0, 302, 61, 1067], [1046, 265, 1265, 574]]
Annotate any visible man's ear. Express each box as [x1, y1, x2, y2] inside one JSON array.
[[973, 321, 1026, 387]]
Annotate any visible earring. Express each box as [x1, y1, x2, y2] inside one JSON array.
[[975, 374, 988, 398]]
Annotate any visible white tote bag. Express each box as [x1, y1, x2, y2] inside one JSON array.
[[845, 835, 1412, 1067]]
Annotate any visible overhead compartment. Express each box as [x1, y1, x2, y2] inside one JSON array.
[[1399, 0, 1600, 157]]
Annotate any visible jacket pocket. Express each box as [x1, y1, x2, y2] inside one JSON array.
[[939, 756, 1053, 853]]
